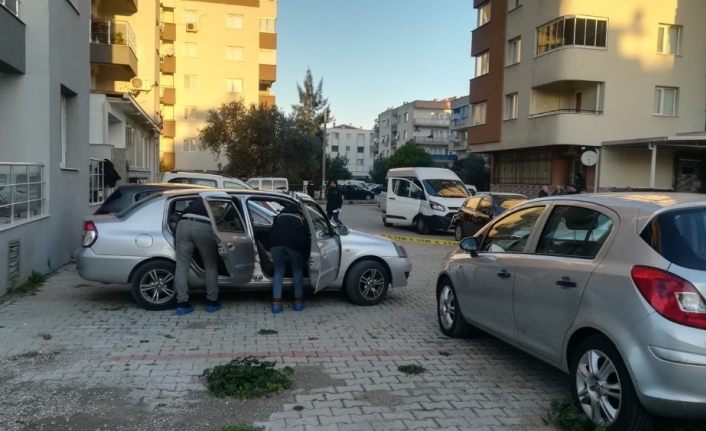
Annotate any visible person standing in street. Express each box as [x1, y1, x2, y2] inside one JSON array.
[[538, 186, 550, 197], [574, 172, 587, 193], [306, 181, 316, 199], [174, 197, 221, 315], [269, 205, 310, 313], [326, 180, 343, 223]]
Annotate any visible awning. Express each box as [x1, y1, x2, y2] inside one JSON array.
[[106, 93, 161, 134]]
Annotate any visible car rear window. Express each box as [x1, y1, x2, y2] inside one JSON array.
[[641, 207, 706, 270], [102, 188, 123, 205], [494, 196, 527, 214], [116, 193, 162, 219]]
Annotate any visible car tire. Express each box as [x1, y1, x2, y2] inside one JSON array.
[[437, 279, 475, 338], [415, 215, 430, 235], [383, 217, 393, 227], [365, 194, 372, 200], [454, 224, 464, 241], [570, 335, 653, 431], [345, 260, 389, 306], [131, 260, 178, 311]]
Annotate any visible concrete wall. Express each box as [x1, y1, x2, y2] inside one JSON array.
[[0, 0, 90, 295], [600, 148, 675, 189]]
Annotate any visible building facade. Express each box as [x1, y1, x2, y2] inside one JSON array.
[[159, 0, 278, 172], [326, 125, 376, 180], [376, 99, 459, 165], [469, 0, 706, 195], [0, 0, 91, 294], [450, 95, 470, 158]]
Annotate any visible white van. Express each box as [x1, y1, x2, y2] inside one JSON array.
[[247, 177, 289, 193], [380, 167, 470, 234], [162, 172, 251, 189]]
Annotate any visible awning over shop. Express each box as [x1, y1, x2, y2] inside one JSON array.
[[106, 93, 161, 134]]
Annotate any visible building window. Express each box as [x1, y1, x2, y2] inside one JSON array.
[[357, 133, 365, 144], [331, 132, 339, 139], [126, 124, 149, 169], [0, 164, 45, 227], [60, 87, 78, 169], [507, 37, 521, 65], [509, 0, 522, 11], [536, 16, 608, 56], [474, 51, 490, 77], [357, 146, 364, 153], [653, 87, 678, 116], [404, 112, 409, 122], [184, 75, 199, 89], [184, 106, 197, 120], [60, 94, 68, 168], [346, 133, 351, 139], [493, 151, 552, 185], [477, 2, 491, 27], [259, 49, 276, 65], [226, 46, 244, 61], [331, 145, 339, 152], [89, 159, 106, 205], [403, 130, 408, 139], [184, 42, 198, 57], [357, 159, 364, 166], [226, 14, 244, 29], [226, 79, 243, 93], [471, 102, 487, 126], [183, 138, 198, 152], [345, 146, 350, 152], [505, 93, 518, 120], [260, 18, 276, 33], [183, 10, 198, 24], [657, 24, 680, 55]]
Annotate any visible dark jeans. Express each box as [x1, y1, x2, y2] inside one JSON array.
[[174, 219, 219, 303], [326, 209, 341, 223], [271, 246, 304, 300]]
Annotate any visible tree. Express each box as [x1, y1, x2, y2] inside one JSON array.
[[369, 155, 388, 184], [386, 141, 434, 170], [451, 154, 490, 191], [326, 154, 352, 181], [291, 68, 331, 135]]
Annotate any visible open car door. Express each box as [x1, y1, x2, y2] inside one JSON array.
[[200, 192, 255, 285], [296, 196, 341, 293]]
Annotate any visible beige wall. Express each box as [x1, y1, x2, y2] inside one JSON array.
[[600, 148, 674, 189]]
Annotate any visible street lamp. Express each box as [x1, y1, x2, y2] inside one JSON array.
[[321, 106, 335, 199]]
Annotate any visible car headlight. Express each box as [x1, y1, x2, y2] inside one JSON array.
[[429, 201, 446, 212], [393, 242, 407, 258]]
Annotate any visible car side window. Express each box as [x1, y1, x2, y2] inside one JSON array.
[[206, 200, 245, 233], [480, 206, 545, 253], [191, 179, 217, 187], [134, 190, 159, 202], [464, 197, 481, 209], [261, 180, 274, 190], [247, 179, 259, 189], [304, 202, 332, 239], [536, 206, 614, 259], [273, 179, 287, 190], [477, 198, 492, 213], [224, 181, 245, 189], [392, 179, 411, 197], [167, 178, 190, 184]]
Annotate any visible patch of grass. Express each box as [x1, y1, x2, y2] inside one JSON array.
[[8, 271, 46, 295], [258, 329, 277, 335], [397, 364, 427, 375], [219, 425, 264, 431], [546, 399, 605, 431], [292, 405, 304, 412], [438, 351, 451, 357], [203, 357, 293, 399]]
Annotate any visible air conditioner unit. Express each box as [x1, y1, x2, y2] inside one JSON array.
[[186, 22, 199, 32], [130, 77, 153, 91]]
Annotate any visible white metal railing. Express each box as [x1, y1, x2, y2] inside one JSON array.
[[89, 18, 138, 55], [413, 118, 450, 126], [89, 159, 112, 206], [0, 162, 45, 227], [0, 0, 19, 17]]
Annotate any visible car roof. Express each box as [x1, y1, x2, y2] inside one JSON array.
[[478, 192, 527, 198], [531, 192, 706, 212], [117, 183, 208, 191], [159, 188, 300, 200], [164, 171, 237, 179]]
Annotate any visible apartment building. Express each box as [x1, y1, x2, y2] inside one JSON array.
[[159, 0, 278, 171], [326, 125, 376, 180], [450, 95, 470, 158], [469, 0, 706, 194], [0, 0, 90, 294], [89, 0, 162, 186], [376, 99, 459, 165]]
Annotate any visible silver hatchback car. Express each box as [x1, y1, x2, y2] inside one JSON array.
[[75, 190, 411, 309], [436, 193, 706, 430]]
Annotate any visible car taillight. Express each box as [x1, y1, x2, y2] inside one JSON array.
[[82, 221, 98, 248], [631, 266, 706, 330]]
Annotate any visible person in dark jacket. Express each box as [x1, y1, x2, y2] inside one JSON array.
[[538, 186, 550, 197], [574, 173, 587, 193], [326, 180, 343, 223], [306, 181, 316, 199], [174, 198, 221, 315], [269, 205, 310, 313]]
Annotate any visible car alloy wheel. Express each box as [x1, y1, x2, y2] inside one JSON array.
[[416, 216, 429, 234], [575, 349, 622, 426], [454, 224, 463, 241], [438, 285, 456, 330], [365, 194, 372, 200], [139, 269, 175, 305], [359, 268, 385, 300]]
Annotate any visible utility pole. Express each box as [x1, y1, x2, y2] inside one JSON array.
[[321, 107, 328, 199]]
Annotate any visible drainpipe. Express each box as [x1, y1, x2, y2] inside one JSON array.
[[649, 143, 657, 188], [593, 148, 601, 193]]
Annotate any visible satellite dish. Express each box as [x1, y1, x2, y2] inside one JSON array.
[[581, 150, 598, 167]]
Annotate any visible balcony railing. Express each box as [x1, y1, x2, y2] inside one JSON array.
[[0, 0, 20, 17], [413, 136, 451, 146], [90, 18, 137, 55], [529, 108, 603, 118], [413, 118, 450, 126]]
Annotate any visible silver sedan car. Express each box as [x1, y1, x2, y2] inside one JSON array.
[[75, 190, 411, 309], [436, 193, 706, 430]]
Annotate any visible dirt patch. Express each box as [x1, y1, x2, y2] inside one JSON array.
[[354, 389, 403, 409]]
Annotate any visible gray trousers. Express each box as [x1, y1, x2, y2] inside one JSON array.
[[174, 219, 219, 303]]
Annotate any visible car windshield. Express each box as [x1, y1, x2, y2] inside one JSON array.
[[422, 179, 469, 198], [641, 207, 706, 270], [494, 196, 527, 214], [115, 192, 163, 218]]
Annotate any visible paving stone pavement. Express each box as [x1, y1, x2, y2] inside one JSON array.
[[0, 205, 565, 430]]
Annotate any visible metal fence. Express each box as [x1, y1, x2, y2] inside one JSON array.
[[89, 18, 138, 55]]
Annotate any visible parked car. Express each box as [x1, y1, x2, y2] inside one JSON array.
[[247, 177, 289, 193], [464, 184, 478, 195], [339, 184, 376, 200], [162, 172, 251, 189], [368, 184, 383, 195], [436, 193, 706, 430], [75, 190, 411, 310], [93, 183, 207, 215], [452, 192, 527, 240]]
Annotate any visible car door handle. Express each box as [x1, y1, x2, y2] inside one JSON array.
[[497, 270, 511, 279], [389, 197, 396, 200], [556, 277, 577, 288]]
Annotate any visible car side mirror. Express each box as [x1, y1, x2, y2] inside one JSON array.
[[459, 237, 479, 256], [334, 225, 350, 236], [480, 209, 490, 216]]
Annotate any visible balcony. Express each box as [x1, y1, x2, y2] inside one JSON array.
[[160, 86, 175, 105], [450, 117, 469, 131], [160, 22, 176, 42], [259, 64, 276, 84], [90, 18, 138, 81], [413, 136, 451, 146], [160, 55, 176, 74], [530, 80, 604, 117], [0, 0, 25, 74], [96, 0, 137, 16], [162, 120, 175, 138], [413, 118, 449, 127], [259, 91, 275, 107]]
